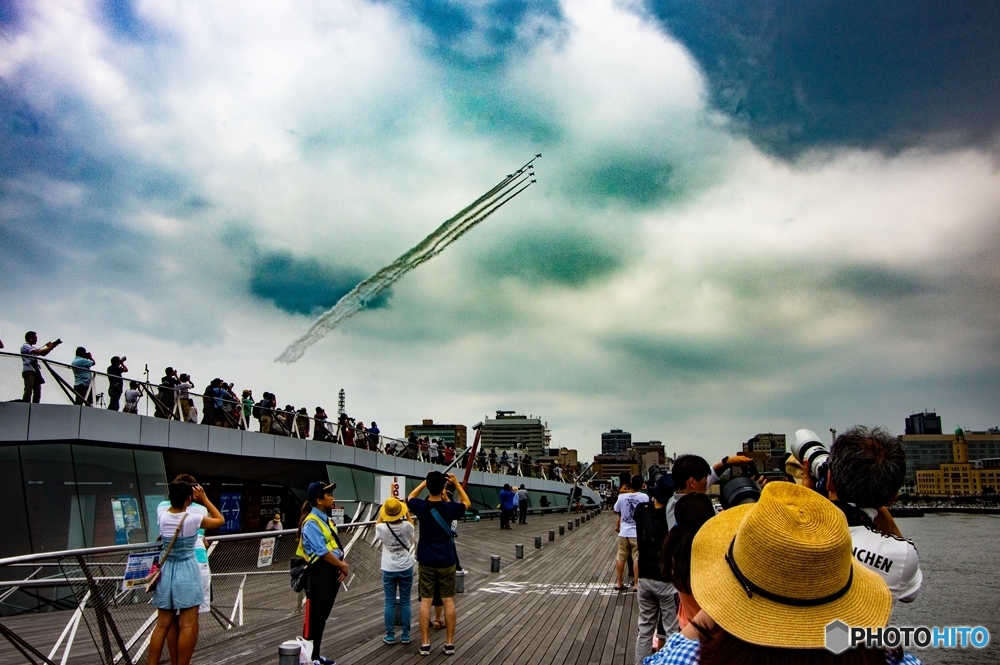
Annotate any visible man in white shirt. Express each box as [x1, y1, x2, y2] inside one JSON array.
[[800, 426, 922, 603], [613, 475, 648, 590], [20, 331, 61, 403]]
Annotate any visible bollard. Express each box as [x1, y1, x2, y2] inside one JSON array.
[[491, 555, 501, 573], [456, 569, 466, 593], [559, 525, 565, 535], [548, 530, 555, 541], [567, 520, 573, 531], [278, 642, 300, 665], [534, 536, 542, 549], [575, 518, 580, 527], [515, 544, 524, 559]]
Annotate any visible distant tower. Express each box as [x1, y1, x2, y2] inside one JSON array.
[[338, 389, 345, 415], [953, 427, 969, 463]]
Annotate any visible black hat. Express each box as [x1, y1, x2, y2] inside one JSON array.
[[307, 481, 336, 502]]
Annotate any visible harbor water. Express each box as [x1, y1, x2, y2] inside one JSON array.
[[890, 513, 999, 664]]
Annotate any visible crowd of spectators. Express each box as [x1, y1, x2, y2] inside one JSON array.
[[6, 330, 573, 481]]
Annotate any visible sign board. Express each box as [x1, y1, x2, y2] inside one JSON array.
[[330, 508, 345, 526], [378, 475, 404, 503], [122, 551, 159, 591], [257, 537, 276, 568], [220, 493, 242, 534]]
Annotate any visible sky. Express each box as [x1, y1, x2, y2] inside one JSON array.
[[1, 0, 999, 463]]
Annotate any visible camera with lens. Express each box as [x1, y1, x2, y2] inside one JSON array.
[[719, 459, 762, 509], [791, 429, 831, 492]]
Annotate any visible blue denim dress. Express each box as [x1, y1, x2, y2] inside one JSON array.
[[152, 533, 204, 610]]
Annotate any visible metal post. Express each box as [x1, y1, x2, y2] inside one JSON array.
[[279, 642, 300, 665], [575, 518, 580, 527], [548, 530, 555, 541], [534, 536, 542, 549], [456, 569, 466, 593], [490, 555, 501, 573], [567, 520, 573, 531], [515, 544, 524, 559], [559, 525, 564, 535]]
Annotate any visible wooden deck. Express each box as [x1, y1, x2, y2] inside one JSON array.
[[1, 509, 641, 665], [201, 508, 637, 665]]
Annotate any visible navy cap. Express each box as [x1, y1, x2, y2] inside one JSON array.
[[307, 481, 336, 502], [650, 475, 675, 503]]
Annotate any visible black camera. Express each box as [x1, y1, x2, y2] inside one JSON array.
[[719, 461, 762, 509]]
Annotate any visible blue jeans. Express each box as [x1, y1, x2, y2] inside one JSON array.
[[383, 567, 413, 637]]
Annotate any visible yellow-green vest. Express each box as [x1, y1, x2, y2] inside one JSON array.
[[296, 513, 339, 562]]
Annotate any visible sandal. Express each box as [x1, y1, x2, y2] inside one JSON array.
[[443, 644, 456, 656], [419, 644, 431, 656], [433, 620, 445, 630]]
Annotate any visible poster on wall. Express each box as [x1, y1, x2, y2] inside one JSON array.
[[330, 508, 345, 525], [378, 475, 404, 503], [111, 499, 127, 544], [220, 493, 242, 534]]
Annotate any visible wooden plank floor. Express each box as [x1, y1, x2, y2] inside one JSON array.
[[198, 509, 638, 665], [1, 509, 643, 665]]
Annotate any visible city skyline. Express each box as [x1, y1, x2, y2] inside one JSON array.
[[2, 1, 998, 463]]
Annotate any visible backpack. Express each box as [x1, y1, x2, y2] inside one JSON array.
[[252, 400, 263, 420]]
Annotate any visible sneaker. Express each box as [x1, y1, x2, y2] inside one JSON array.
[[316, 658, 336, 665], [443, 644, 456, 656], [383, 635, 396, 644], [419, 644, 431, 656], [401, 636, 411, 645]]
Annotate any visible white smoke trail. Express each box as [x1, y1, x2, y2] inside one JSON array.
[[275, 158, 539, 364]]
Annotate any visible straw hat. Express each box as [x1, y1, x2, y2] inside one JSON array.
[[379, 497, 408, 523], [690, 481, 891, 649]]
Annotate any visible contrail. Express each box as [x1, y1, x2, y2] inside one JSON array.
[[276, 155, 540, 364]]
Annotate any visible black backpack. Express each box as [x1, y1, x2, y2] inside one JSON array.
[[252, 400, 264, 420]]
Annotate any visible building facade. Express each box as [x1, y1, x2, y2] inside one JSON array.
[[601, 429, 632, 455], [916, 430, 1000, 496], [742, 433, 787, 474], [480, 411, 546, 457], [901, 428, 1000, 490], [404, 419, 468, 448]]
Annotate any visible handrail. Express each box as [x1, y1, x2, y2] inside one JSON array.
[[0, 520, 377, 568]]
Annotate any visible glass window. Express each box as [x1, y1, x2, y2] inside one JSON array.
[[0, 446, 32, 558], [70, 445, 145, 547], [20, 444, 85, 552], [134, 450, 168, 541], [351, 468, 375, 504], [326, 465, 357, 503]]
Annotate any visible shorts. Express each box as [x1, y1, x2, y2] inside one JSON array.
[[418, 565, 456, 600], [198, 563, 211, 614], [616, 537, 638, 563]]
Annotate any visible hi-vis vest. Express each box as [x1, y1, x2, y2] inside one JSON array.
[[296, 513, 340, 562]]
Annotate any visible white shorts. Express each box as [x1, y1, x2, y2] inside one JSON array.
[[199, 563, 211, 614]]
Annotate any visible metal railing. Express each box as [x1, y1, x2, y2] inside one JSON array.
[[1, 351, 577, 479], [0, 510, 389, 665]]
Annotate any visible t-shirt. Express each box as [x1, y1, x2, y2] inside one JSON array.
[[841, 504, 922, 603], [157, 509, 205, 544], [516, 489, 528, 504], [408, 498, 466, 568], [177, 382, 194, 401], [614, 491, 649, 538], [376, 521, 415, 572], [158, 501, 209, 564], [20, 344, 40, 373], [125, 389, 141, 408], [71, 356, 95, 386], [107, 364, 124, 390], [499, 488, 516, 510]]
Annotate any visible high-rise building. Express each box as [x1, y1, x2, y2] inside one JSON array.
[[404, 419, 467, 448], [905, 411, 942, 435], [480, 411, 546, 457], [601, 428, 632, 455]]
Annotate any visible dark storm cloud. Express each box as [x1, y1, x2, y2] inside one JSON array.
[[645, 1, 1000, 156], [477, 230, 624, 287], [249, 251, 390, 316], [829, 265, 926, 300], [570, 153, 678, 207], [382, 0, 563, 66]]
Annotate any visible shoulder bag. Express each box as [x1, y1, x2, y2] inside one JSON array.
[[145, 513, 188, 593], [428, 506, 461, 570]]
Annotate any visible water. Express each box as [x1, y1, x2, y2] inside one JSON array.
[[890, 513, 1000, 664]]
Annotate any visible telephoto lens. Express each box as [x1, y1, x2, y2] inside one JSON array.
[[719, 476, 762, 509], [791, 429, 831, 491]]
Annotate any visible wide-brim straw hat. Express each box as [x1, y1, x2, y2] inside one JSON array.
[[690, 481, 891, 649], [379, 497, 408, 523]]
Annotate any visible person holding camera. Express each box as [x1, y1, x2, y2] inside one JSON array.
[[20, 331, 61, 402], [798, 427, 923, 603], [665, 454, 752, 529], [71, 347, 96, 406], [407, 471, 471, 657], [106, 356, 128, 411]]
